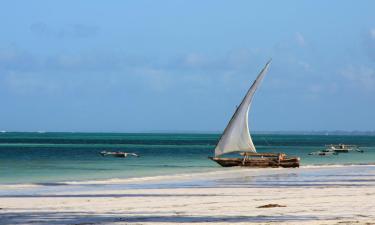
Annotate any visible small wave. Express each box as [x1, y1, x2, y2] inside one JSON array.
[[301, 163, 375, 169], [0, 182, 69, 189], [0, 169, 237, 188], [0, 184, 42, 189], [62, 169, 243, 185], [34, 182, 69, 186]]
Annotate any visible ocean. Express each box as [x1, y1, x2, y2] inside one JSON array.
[[1, 132, 375, 185]]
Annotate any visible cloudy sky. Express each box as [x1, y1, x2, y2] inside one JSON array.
[[1, 0, 375, 132]]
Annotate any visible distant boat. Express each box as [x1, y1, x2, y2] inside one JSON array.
[[309, 144, 363, 156], [308, 149, 338, 156], [209, 60, 300, 168], [325, 144, 362, 153], [100, 151, 139, 158]]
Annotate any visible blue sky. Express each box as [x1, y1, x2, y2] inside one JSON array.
[[1, 0, 375, 132]]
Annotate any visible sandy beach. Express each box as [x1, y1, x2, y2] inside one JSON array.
[[1, 165, 375, 225]]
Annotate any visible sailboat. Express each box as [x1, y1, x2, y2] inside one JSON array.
[[209, 60, 300, 168]]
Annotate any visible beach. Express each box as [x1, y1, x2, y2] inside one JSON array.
[[1, 165, 375, 224]]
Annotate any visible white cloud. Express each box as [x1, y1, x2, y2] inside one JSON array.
[[4, 72, 60, 94], [308, 84, 323, 94], [175, 49, 256, 71], [295, 32, 306, 47], [226, 48, 255, 69], [0, 46, 270, 95], [135, 68, 174, 92], [182, 53, 208, 68], [365, 28, 375, 61], [341, 65, 375, 91], [306, 83, 338, 100], [0, 47, 38, 71], [297, 61, 311, 71], [370, 29, 375, 40], [30, 22, 99, 39]]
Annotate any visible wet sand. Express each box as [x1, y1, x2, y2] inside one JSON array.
[[1, 165, 375, 224]]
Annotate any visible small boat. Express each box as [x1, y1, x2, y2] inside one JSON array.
[[309, 144, 363, 155], [325, 144, 360, 153], [209, 60, 300, 168], [308, 149, 338, 156], [100, 151, 139, 158]]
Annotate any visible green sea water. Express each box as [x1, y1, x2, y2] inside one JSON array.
[[0, 132, 375, 184]]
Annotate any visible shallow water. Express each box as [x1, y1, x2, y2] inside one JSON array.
[[0, 132, 375, 184], [1, 165, 374, 196]]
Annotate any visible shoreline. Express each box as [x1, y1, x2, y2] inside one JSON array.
[[1, 163, 375, 188], [1, 165, 375, 224]]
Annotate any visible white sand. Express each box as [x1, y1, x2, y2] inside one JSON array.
[[1, 166, 375, 224]]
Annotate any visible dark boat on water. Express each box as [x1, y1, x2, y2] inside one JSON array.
[[308, 149, 338, 156], [308, 144, 363, 156], [100, 151, 139, 158], [209, 60, 300, 168], [325, 144, 362, 153]]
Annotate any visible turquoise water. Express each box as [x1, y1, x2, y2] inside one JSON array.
[[1, 132, 375, 184]]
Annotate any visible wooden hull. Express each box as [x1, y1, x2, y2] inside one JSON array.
[[209, 155, 300, 168]]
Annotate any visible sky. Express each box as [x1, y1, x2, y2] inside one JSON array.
[[1, 0, 375, 132]]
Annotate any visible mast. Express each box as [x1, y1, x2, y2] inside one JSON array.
[[214, 60, 271, 157]]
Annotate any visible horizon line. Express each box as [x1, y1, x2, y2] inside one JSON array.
[[1, 130, 375, 134]]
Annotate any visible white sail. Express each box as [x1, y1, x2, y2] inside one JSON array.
[[214, 60, 271, 157]]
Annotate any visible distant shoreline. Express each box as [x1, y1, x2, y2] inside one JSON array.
[[1, 130, 375, 136]]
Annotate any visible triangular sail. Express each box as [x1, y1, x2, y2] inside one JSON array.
[[214, 60, 271, 157]]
